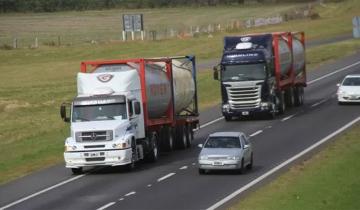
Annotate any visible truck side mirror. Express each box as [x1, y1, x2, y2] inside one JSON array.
[[213, 65, 219, 80], [134, 101, 141, 115], [60, 103, 71, 123]]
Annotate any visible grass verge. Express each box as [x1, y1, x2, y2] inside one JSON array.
[[230, 124, 360, 210]]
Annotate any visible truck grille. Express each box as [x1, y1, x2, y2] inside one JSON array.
[[226, 85, 261, 109], [75, 130, 113, 142]]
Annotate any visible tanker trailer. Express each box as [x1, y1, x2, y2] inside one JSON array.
[[213, 32, 306, 121], [60, 56, 199, 174]]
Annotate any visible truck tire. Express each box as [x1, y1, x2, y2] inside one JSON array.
[[277, 92, 286, 114], [71, 167, 83, 175], [285, 87, 295, 107], [186, 125, 193, 148], [175, 125, 187, 150], [146, 133, 159, 163], [224, 115, 232, 121], [294, 86, 304, 106], [125, 142, 136, 171], [160, 126, 174, 152]]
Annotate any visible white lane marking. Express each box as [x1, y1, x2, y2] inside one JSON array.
[[193, 117, 225, 131], [147, 184, 152, 187], [0, 174, 86, 210], [179, 166, 188, 170], [96, 202, 116, 210], [311, 99, 328, 107], [157, 173, 176, 182], [281, 114, 296, 122], [118, 198, 124, 201], [266, 126, 272, 129], [207, 116, 360, 210], [307, 60, 360, 85], [192, 163, 196, 166], [249, 130, 263, 137], [124, 191, 136, 197]]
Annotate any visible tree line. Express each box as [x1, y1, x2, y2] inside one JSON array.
[[0, 0, 339, 13]]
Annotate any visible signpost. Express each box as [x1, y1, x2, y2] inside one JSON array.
[[122, 14, 144, 41], [353, 16, 360, 39]]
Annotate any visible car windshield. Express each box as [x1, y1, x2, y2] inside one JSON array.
[[342, 77, 360, 86], [72, 103, 127, 122], [204, 137, 241, 149], [222, 63, 266, 82]]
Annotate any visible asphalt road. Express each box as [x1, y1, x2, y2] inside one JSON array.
[[1, 40, 360, 210]]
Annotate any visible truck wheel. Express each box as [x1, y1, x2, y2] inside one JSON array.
[[71, 167, 83, 175], [160, 126, 174, 152], [187, 126, 193, 148], [285, 87, 295, 107], [125, 145, 136, 171], [277, 92, 286, 114], [224, 115, 232, 121], [294, 86, 304, 106], [146, 133, 159, 162], [175, 125, 187, 150]]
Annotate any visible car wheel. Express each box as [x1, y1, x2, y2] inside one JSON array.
[[238, 158, 245, 174], [247, 153, 253, 170], [71, 167, 83, 175]]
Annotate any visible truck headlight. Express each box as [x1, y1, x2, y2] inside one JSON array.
[[65, 145, 77, 152], [260, 102, 269, 110], [112, 142, 129, 149], [222, 104, 230, 112]]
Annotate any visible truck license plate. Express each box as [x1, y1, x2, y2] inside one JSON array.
[[242, 111, 249, 116], [84, 152, 103, 157]]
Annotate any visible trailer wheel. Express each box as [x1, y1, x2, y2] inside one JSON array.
[[175, 125, 187, 150], [277, 91, 286, 114], [146, 133, 159, 162], [186, 125, 192, 148], [160, 126, 174, 152], [285, 87, 295, 107], [294, 87, 304, 106]]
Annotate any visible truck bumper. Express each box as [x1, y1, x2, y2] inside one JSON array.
[[223, 107, 271, 117], [64, 148, 132, 168]]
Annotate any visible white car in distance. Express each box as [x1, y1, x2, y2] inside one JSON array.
[[198, 132, 253, 174], [337, 74, 360, 104]]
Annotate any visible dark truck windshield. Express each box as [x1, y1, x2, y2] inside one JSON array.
[[222, 63, 266, 82], [72, 103, 127, 122]]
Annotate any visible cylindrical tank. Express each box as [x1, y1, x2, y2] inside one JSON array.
[[91, 60, 195, 119], [292, 38, 305, 76], [277, 38, 292, 76]]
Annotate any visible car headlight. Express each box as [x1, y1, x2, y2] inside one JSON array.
[[199, 155, 208, 160], [337, 89, 345, 95], [227, 156, 240, 160]]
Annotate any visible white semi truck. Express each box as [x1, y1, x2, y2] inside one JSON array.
[[60, 56, 199, 174]]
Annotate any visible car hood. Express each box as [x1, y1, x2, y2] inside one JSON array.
[[339, 86, 360, 94], [200, 148, 242, 157]]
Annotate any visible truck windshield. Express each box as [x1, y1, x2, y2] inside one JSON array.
[[222, 63, 266, 82], [72, 103, 127, 122]]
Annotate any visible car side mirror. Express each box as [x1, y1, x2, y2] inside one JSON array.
[[198, 144, 203, 148], [134, 101, 141, 115], [60, 103, 71, 123], [213, 65, 219, 80], [244, 145, 250, 149]]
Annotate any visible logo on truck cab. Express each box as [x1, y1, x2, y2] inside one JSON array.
[[97, 74, 114, 83]]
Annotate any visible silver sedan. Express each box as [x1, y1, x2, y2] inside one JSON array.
[[198, 132, 253, 174]]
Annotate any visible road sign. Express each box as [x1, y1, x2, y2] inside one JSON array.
[[123, 14, 143, 32]]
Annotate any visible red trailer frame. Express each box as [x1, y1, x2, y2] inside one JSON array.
[[272, 31, 306, 90]]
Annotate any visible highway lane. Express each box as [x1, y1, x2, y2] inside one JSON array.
[[1, 51, 360, 210]]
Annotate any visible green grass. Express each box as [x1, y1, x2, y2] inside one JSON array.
[[230, 124, 360, 210], [0, 0, 360, 185]]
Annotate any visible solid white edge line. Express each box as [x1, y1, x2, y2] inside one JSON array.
[[157, 173, 176, 182], [307, 60, 360, 85], [207, 116, 360, 210], [249, 130, 263, 137], [96, 202, 116, 210], [0, 174, 86, 210]]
